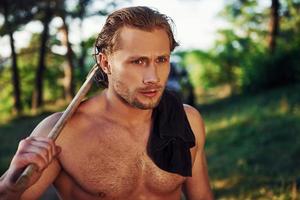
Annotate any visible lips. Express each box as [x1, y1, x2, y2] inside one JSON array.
[[140, 89, 158, 97]]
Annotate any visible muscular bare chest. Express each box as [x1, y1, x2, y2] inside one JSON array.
[[55, 122, 185, 199]]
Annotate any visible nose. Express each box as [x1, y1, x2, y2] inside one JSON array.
[[143, 63, 160, 85]]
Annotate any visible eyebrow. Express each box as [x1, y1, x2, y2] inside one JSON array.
[[157, 54, 170, 58], [127, 54, 170, 60]]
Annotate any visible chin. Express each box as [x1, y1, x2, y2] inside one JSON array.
[[131, 100, 157, 110], [132, 95, 163, 110]]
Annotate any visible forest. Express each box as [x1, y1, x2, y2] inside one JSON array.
[[0, 0, 300, 199]]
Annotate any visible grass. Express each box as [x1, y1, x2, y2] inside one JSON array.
[[0, 112, 54, 174], [0, 84, 299, 199], [200, 84, 300, 199]]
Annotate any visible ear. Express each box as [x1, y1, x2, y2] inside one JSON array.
[[98, 53, 111, 74]]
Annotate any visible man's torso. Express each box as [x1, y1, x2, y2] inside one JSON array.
[[53, 96, 187, 200]]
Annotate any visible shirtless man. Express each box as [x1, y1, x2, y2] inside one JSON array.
[[0, 6, 214, 200]]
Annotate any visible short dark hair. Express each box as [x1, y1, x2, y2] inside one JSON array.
[[94, 6, 179, 88]]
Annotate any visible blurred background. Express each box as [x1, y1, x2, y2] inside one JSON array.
[[0, 0, 300, 199]]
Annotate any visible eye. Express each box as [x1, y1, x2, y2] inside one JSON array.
[[156, 56, 169, 63], [131, 59, 144, 65]]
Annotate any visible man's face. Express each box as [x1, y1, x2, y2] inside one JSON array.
[[106, 27, 171, 110]]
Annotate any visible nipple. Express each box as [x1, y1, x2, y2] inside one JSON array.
[[98, 192, 106, 198]]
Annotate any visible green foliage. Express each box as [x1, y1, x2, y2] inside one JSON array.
[[202, 84, 300, 199], [219, 0, 268, 41], [178, 0, 300, 94], [44, 51, 65, 101], [0, 33, 65, 119], [75, 36, 97, 80], [242, 44, 300, 92], [179, 50, 221, 89], [213, 29, 265, 91], [20, 33, 65, 103], [0, 67, 14, 120]]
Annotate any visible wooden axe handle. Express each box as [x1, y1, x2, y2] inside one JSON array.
[[15, 64, 99, 189]]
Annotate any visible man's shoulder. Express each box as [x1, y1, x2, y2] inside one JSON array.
[[75, 93, 106, 116], [183, 104, 203, 125], [183, 104, 206, 148], [31, 112, 63, 137], [31, 95, 103, 138]]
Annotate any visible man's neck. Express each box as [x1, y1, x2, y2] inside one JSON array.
[[104, 89, 153, 126]]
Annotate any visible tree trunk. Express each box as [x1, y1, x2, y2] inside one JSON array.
[[60, 19, 75, 101], [9, 32, 22, 114], [3, 0, 22, 114], [31, 4, 52, 110], [77, 0, 88, 79], [78, 34, 86, 78], [77, 18, 86, 78], [268, 0, 280, 53]]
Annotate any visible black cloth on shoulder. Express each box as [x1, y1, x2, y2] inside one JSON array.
[[148, 90, 196, 177]]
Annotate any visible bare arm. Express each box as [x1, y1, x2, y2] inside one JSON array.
[[0, 113, 63, 200], [183, 105, 214, 200], [0, 171, 23, 199]]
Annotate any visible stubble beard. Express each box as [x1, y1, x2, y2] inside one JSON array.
[[112, 79, 164, 110]]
